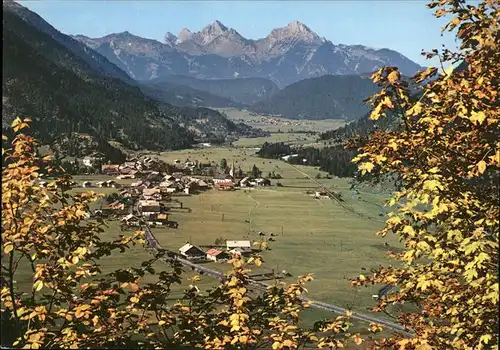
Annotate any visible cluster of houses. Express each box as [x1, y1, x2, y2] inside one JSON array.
[[178, 240, 253, 262], [76, 155, 278, 246]]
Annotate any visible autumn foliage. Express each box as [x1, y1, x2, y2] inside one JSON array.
[[352, 0, 499, 348], [2, 0, 499, 349], [1, 119, 368, 348]]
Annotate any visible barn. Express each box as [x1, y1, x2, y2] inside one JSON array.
[[178, 243, 206, 260], [206, 248, 230, 262]]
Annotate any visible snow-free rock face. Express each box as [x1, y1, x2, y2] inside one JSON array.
[[164, 32, 178, 46], [74, 19, 423, 87]]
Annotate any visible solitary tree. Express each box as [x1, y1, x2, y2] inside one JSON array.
[[220, 158, 227, 172], [252, 164, 261, 178]]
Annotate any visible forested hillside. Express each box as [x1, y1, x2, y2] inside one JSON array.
[[140, 82, 245, 109], [159, 104, 269, 143], [257, 142, 358, 178], [2, 9, 194, 159], [147, 75, 280, 105], [250, 75, 380, 120]]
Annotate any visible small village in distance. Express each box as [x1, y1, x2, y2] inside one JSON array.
[[43, 152, 310, 267]]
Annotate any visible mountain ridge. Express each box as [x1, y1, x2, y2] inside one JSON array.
[[72, 19, 423, 87], [2, 2, 265, 160]]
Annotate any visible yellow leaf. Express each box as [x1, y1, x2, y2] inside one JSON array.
[[33, 280, 43, 292], [423, 180, 443, 192], [359, 162, 375, 174], [192, 275, 201, 282], [477, 160, 487, 174], [4, 243, 14, 254], [470, 111, 487, 125], [402, 226, 416, 235], [480, 334, 492, 344], [255, 258, 262, 267], [158, 320, 166, 326], [239, 335, 248, 344], [353, 336, 363, 345], [387, 70, 400, 83], [442, 64, 455, 78]]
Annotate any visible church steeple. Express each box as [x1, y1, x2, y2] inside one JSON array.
[[229, 161, 235, 178]]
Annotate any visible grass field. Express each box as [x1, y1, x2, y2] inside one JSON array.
[[150, 145, 399, 320], [218, 108, 347, 133], [233, 133, 317, 148]]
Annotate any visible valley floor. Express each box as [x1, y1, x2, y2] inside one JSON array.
[[14, 132, 402, 333], [147, 145, 400, 322]]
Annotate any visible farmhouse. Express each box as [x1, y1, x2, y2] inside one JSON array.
[[159, 180, 176, 188], [214, 174, 234, 189], [96, 180, 120, 188], [120, 214, 135, 223], [206, 248, 230, 262], [119, 189, 132, 197], [102, 201, 127, 216], [226, 240, 251, 250], [138, 200, 163, 216], [144, 172, 163, 183], [281, 154, 299, 162], [229, 247, 253, 257], [239, 177, 251, 187], [214, 174, 233, 182], [178, 243, 206, 260], [142, 188, 162, 200], [130, 180, 144, 187], [82, 157, 95, 167], [164, 174, 175, 181], [197, 180, 209, 189], [101, 164, 120, 175]]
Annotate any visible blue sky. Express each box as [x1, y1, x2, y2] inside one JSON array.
[[19, 1, 460, 66]]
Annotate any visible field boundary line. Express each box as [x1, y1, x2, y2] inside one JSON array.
[[285, 162, 385, 223]]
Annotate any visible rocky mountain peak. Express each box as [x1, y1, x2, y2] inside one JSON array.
[[197, 20, 233, 45], [203, 20, 228, 34], [267, 20, 321, 45], [164, 31, 178, 45], [178, 28, 193, 42], [287, 20, 311, 33]]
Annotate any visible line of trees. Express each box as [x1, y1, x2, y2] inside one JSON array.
[[257, 142, 359, 178]]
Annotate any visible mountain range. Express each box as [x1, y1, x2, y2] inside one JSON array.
[[73, 20, 423, 87], [2, 1, 265, 161]]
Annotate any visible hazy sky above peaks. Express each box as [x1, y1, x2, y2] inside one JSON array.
[[19, 0, 462, 66]]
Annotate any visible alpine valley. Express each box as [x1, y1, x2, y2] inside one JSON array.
[[3, 0, 425, 160]]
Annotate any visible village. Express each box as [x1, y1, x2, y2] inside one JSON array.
[[63, 154, 291, 268]]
